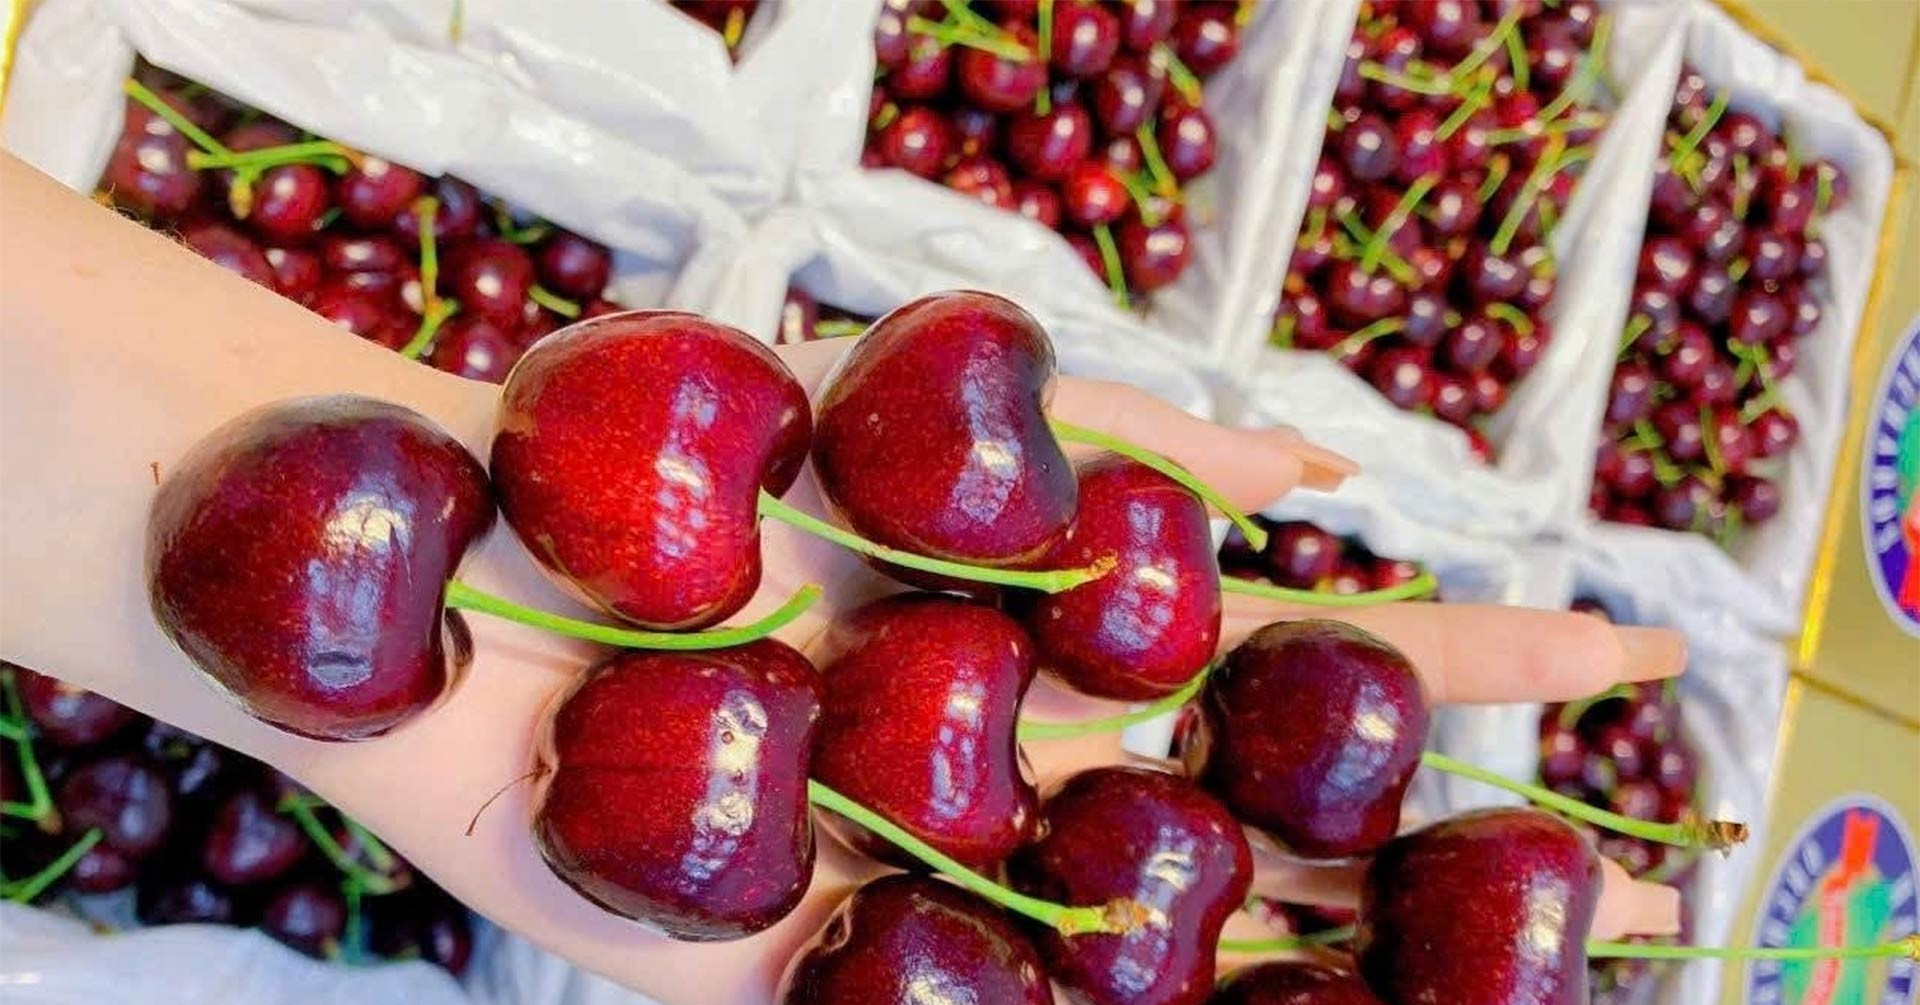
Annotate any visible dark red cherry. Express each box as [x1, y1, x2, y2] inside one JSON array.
[[1369, 347, 1436, 412], [311, 280, 408, 347], [1214, 962, 1387, 1005], [1402, 0, 1480, 56], [1052, 0, 1122, 77], [426, 315, 524, 383], [535, 231, 614, 301], [957, 23, 1047, 112], [891, 32, 952, 101], [263, 882, 348, 958], [1327, 261, 1406, 325], [58, 755, 173, 859], [100, 98, 205, 220], [1117, 215, 1192, 291], [1006, 101, 1096, 182], [202, 788, 308, 885], [1728, 289, 1788, 346], [443, 238, 536, 327], [392, 176, 483, 249], [1750, 409, 1799, 458], [181, 222, 276, 289], [1013, 181, 1063, 228], [1266, 523, 1339, 588], [16, 668, 142, 747], [1119, 0, 1176, 51], [1652, 475, 1714, 532], [1636, 234, 1696, 294], [1683, 261, 1735, 325], [336, 156, 427, 229], [1444, 313, 1505, 374], [262, 246, 323, 305], [1159, 102, 1217, 180], [945, 155, 1016, 210], [138, 873, 236, 926], [1651, 400, 1706, 464], [1093, 55, 1166, 134], [1605, 363, 1656, 426], [877, 106, 954, 179], [1340, 114, 1401, 182], [1170, 4, 1239, 76]]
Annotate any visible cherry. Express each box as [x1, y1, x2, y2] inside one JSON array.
[[1652, 744, 1698, 794], [1709, 408, 1754, 473], [1184, 620, 1429, 859], [1629, 287, 1681, 342], [321, 233, 408, 275], [138, 873, 237, 926], [1358, 808, 1601, 1005], [244, 164, 330, 245], [1728, 289, 1788, 345], [260, 881, 348, 957], [535, 230, 614, 300], [1369, 348, 1437, 411], [1061, 163, 1129, 227], [1683, 261, 1735, 325], [1446, 112, 1495, 172], [812, 292, 1077, 574], [1611, 779, 1664, 822], [58, 755, 173, 859], [1013, 181, 1063, 228], [1431, 374, 1474, 425], [392, 176, 483, 249], [535, 640, 821, 940], [877, 106, 954, 178], [1214, 963, 1388, 1005], [148, 397, 495, 740], [443, 238, 536, 326], [68, 844, 138, 894], [1158, 102, 1217, 180], [1650, 401, 1706, 464], [1605, 363, 1656, 426], [1652, 475, 1714, 532], [891, 34, 952, 101], [16, 667, 143, 747], [1422, 180, 1482, 239], [1093, 55, 1165, 134], [333, 156, 426, 229], [1026, 454, 1220, 700], [1443, 313, 1505, 374], [1751, 409, 1799, 458], [1636, 235, 1696, 294], [1680, 201, 1743, 263], [100, 97, 205, 220], [1457, 245, 1527, 305], [1659, 321, 1714, 388], [493, 312, 810, 629], [311, 280, 409, 348], [1117, 215, 1192, 291], [1100, 133, 1145, 173], [1052, 0, 1122, 77], [811, 594, 1037, 871], [1393, 110, 1447, 184], [1729, 475, 1783, 523], [1170, 4, 1239, 76], [1469, 371, 1509, 415], [181, 222, 276, 289], [1006, 101, 1095, 182], [1009, 767, 1252, 1005], [201, 787, 308, 885], [777, 875, 1052, 1005], [1265, 523, 1339, 588], [1327, 261, 1406, 325], [956, 23, 1047, 112], [1402, 0, 1479, 56], [1119, 0, 1176, 51], [1339, 114, 1401, 182], [262, 246, 323, 305], [1540, 722, 1587, 788]]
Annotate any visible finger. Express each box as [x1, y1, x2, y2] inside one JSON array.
[[1249, 844, 1366, 907], [1051, 377, 1359, 508], [1594, 857, 1683, 939], [1223, 600, 1687, 705]]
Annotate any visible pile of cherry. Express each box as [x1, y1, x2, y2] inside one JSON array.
[[1589, 65, 1846, 541], [128, 288, 1853, 1005], [1273, 0, 1611, 459], [1218, 517, 1430, 597], [0, 664, 470, 973], [98, 64, 622, 386], [867, 0, 1234, 307], [1540, 598, 1704, 1003]]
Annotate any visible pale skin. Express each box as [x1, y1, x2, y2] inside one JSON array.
[[0, 152, 1685, 1002]]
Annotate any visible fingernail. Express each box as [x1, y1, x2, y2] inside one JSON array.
[[1617, 626, 1687, 680], [1288, 439, 1360, 490]]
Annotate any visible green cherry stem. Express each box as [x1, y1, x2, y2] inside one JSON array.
[[757, 491, 1114, 593], [400, 196, 452, 360], [1218, 924, 1358, 954], [528, 285, 581, 319], [1222, 568, 1439, 607], [1154, 44, 1205, 107], [1491, 136, 1566, 256], [1617, 313, 1653, 358], [443, 580, 821, 649], [1670, 89, 1730, 174], [1091, 222, 1133, 310], [279, 795, 406, 895], [808, 780, 1139, 936], [1537, 12, 1612, 123], [0, 718, 21, 742], [1035, 0, 1056, 115], [1048, 418, 1269, 552], [186, 140, 355, 174], [1483, 302, 1535, 336], [1420, 750, 1749, 850], [122, 78, 230, 156], [1587, 936, 1920, 963], [1360, 174, 1436, 275], [1333, 316, 1407, 356], [1453, 6, 1522, 82], [907, 15, 1031, 62], [812, 319, 869, 339], [1020, 662, 1215, 741], [340, 876, 368, 965], [1, 828, 102, 903], [0, 669, 56, 828], [1435, 75, 1492, 140], [1114, 169, 1166, 226], [1504, 23, 1529, 92], [1356, 60, 1454, 96]]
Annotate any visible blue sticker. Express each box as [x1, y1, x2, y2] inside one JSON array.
[[1747, 795, 1918, 1005], [1861, 318, 1920, 637]]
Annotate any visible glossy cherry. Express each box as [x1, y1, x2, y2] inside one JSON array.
[[1009, 766, 1253, 1005], [1025, 453, 1220, 701], [812, 291, 1077, 575], [777, 874, 1052, 1005], [1118, 216, 1192, 292], [534, 640, 820, 941], [263, 881, 348, 957], [16, 667, 143, 747], [535, 230, 614, 301], [957, 23, 1047, 112], [1358, 808, 1602, 1005], [1051, 0, 1122, 77], [492, 311, 810, 630], [426, 315, 524, 383], [879, 106, 955, 179], [1183, 620, 1429, 860], [148, 396, 495, 740], [443, 238, 536, 326], [202, 788, 309, 885], [811, 594, 1038, 871], [58, 755, 174, 859], [336, 156, 427, 229], [1006, 101, 1096, 182], [182, 222, 277, 289]]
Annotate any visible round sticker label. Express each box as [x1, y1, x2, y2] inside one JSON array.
[[1862, 318, 1920, 637], [1746, 795, 1918, 1005]]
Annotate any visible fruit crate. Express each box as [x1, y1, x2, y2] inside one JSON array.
[[1566, 0, 1905, 636], [1207, 0, 1688, 545], [0, 0, 755, 305], [1520, 535, 1790, 1005], [771, 0, 1365, 367]]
